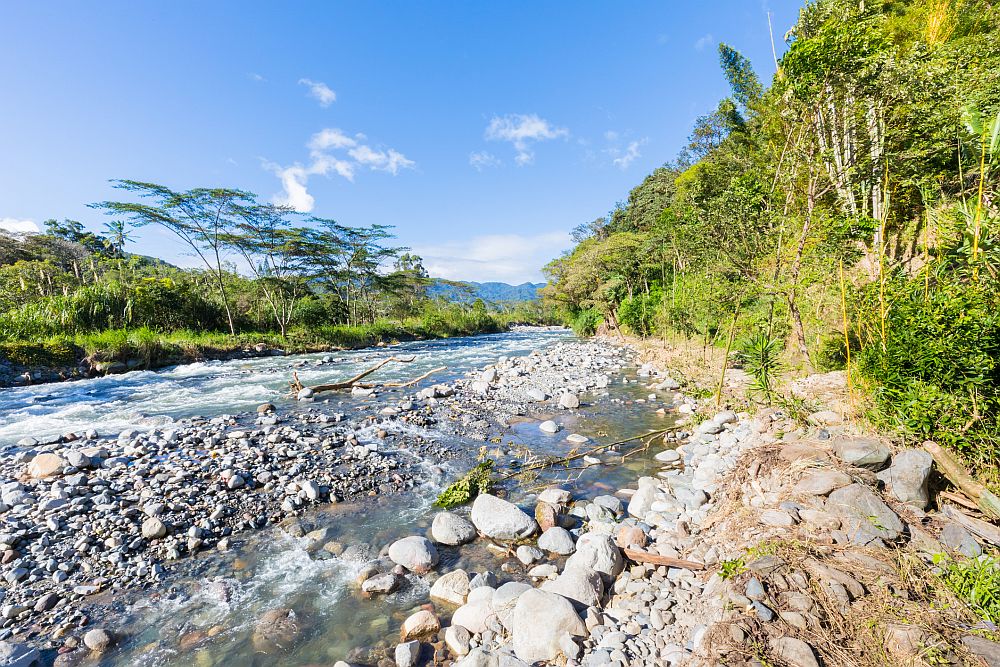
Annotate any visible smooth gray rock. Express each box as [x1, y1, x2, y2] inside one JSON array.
[[831, 437, 891, 470], [827, 484, 903, 544], [940, 522, 982, 558], [540, 566, 603, 609], [565, 533, 623, 578], [538, 527, 576, 555], [430, 569, 470, 606], [395, 640, 420, 667], [770, 637, 820, 667], [558, 393, 580, 409], [878, 449, 932, 508], [0, 641, 39, 667], [388, 536, 439, 574], [962, 635, 1000, 667], [470, 494, 538, 540], [794, 470, 852, 496], [432, 512, 477, 546], [511, 589, 586, 663]]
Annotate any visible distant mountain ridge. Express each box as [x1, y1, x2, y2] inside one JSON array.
[[427, 280, 545, 303]]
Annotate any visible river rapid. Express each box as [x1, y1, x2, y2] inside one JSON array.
[[0, 328, 679, 666]]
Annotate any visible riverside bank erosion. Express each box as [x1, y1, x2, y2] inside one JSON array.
[[0, 335, 632, 663]]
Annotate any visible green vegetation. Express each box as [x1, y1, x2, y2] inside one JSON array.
[[938, 554, 1000, 624], [543, 0, 1000, 477], [433, 460, 495, 509], [0, 185, 556, 372]]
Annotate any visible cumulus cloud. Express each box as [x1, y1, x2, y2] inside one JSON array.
[[266, 127, 413, 212], [611, 140, 643, 169], [413, 231, 572, 283], [468, 151, 501, 171], [298, 78, 336, 107], [695, 34, 715, 51], [0, 217, 39, 234], [602, 135, 646, 170], [485, 114, 568, 165]]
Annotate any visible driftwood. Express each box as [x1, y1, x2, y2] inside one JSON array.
[[942, 504, 1000, 546], [290, 355, 438, 395], [356, 366, 447, 389], [622, 547, 705, 571], [923, 440, 1000, 521]]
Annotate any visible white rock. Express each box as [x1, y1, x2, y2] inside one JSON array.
[[511, 589, 586, 663], [565, 532, 623, 578], [388, 536, 439, 574], [539, 420, 561, 434], [430, 569, 471, 606], [538, 527, 576, 555], [470, 494, 538, 540], [431, 512, 477, 546]]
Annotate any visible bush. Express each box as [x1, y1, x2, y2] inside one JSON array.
[[617, 287, 662, 336], [570, 308, 603, 336], [0, 341, 79, 366]]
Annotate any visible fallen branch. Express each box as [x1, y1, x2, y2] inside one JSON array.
[[942, 504, 1000, 547], [923, 440, 1000, 521], [356, 365, 446, 389], [498, 427, 677, 481], [290, 355, 416, 394], [622, 547, 705, 571]]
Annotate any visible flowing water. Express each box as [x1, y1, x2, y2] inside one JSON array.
[[0, 329, 675, 666]]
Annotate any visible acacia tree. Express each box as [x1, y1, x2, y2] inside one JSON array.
[[92, 180, 255, 335]]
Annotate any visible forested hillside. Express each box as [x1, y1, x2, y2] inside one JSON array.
[[0, 181, 549, 372], [426, 280, 545, 304], [543, 0, 1000, 475]]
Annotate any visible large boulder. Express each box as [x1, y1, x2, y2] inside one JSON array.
[[511, 589, 587, 663], [0, 641, 39, 666], [470, 494, 537, 540], [431, 512, 477, 546], [627, 477, 659, 519], [831, 437, 890, 470], [540, 566, 603, 609], [827, 484, 903, 544], [770, 637, 820, 667], [793, 470, 852, 496], [430, 569, 471, 606], [492, 581, 532, 631], [400, 610, 440, 641], [387, 536, 439, 574], [565, 533, 623, 579], [452, 588, 495, 634], [877, 449, 932, 508]]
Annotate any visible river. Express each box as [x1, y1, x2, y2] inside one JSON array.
[[0, 329, 676, 666]]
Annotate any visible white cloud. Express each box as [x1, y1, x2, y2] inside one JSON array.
[[266, 127, 413, 212], [248, 72, 265, 82], [469, 151, 501, 171], [485, 113, 568, 165], [612, 140, 643, 169], [695, 34, 715, 51], [0, 217, 39, 234], [414, 231, 572, 283], [298, 78, 336, 107]]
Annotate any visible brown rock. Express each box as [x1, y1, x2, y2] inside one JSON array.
[[28, 453, 68, 478], [251, 608, 302, 653], [400, 610, 441, 641], [535, 501, 559, 532], [616, 525, 648, 549], [778, 444, 829, 465]]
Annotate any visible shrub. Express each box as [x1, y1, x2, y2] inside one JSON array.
[[571, 308, 603, 336]]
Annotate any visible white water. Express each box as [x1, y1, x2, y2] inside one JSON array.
[[0, 329, 571, 448]]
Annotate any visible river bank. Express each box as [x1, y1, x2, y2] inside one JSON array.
[[1, 331, 997, 666]]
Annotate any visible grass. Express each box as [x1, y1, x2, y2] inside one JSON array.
[[937, 554, 1000, 624]]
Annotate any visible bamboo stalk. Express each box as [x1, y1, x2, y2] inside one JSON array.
[[923, 440, 1000, 521], [715, 304, 741, 408]]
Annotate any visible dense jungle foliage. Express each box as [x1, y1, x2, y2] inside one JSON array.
[[543, 0, 1000, 474], [0, 182, 551, 365]]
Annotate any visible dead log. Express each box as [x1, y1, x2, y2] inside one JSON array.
[[356, 365, 447, 389], [942, 504, 1000, 546], [290, 355, 416, 394], [923, 440, 1000, 521], [622, 547, 705, 571]]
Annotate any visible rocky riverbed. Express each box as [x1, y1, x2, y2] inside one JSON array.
[[2, 332, 998, 667]]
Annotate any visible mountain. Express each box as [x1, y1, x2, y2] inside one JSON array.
[[427, 280, 545, 303]]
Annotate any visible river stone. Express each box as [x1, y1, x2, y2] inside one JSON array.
[[431, 512, 477, 545], [516, 545, 544, 565], [252, 608, 302, 653], [537, 488, 572, 505], [446, 624, 472, 657], [493, 581, 532, 630], [940, 522, 982, 558], [877, 449, 932, 508], [539, 420, 561, 434], [452, 598, 493, 634], [471, 494, 538, 540], [615, 524, 648, 549], [395, 640, 420, 667], [430, 569, 471, 605], [388, 536, 439, 574], [793, 470, 852, 496], [627, 477, 659, 519], [0, 641, 39, 666], [361, 573, 399, 595], [558, 393, 580, 409], [770, 637, 820, 667], [962, 635, 1000, 667], [566, 433, 589, 444], [526, 388, 547, 402], [831, 437, 890, 470], [28, 453, 67, 479], [565, 532, 623, 578], [141, 517, 168, 539], [827, 484, 903, 544], [400, 610, 440, 641], [511, 589, 586, 663], [538, 527, 576, 555], [540, 566, 603, 609]]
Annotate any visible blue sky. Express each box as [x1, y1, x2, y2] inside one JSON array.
[[0, 1, 801, 283]]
